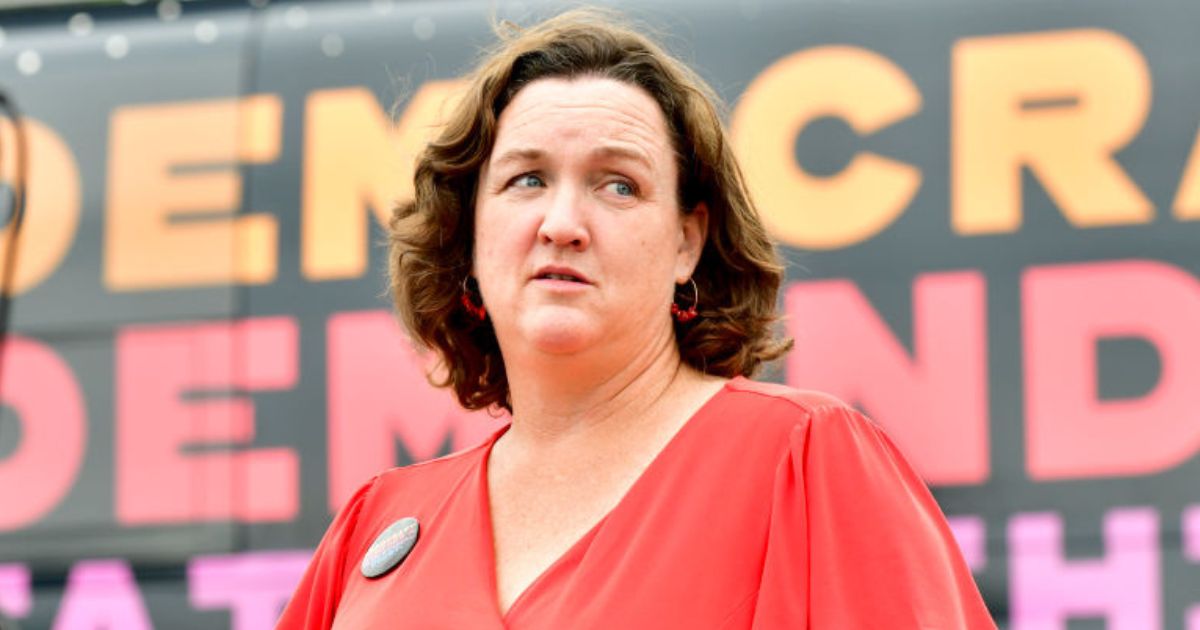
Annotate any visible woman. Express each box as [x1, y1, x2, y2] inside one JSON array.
[[278, 9, 994, 629]]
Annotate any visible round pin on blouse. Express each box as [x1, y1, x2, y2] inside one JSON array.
[[360, 517, 420, 579]]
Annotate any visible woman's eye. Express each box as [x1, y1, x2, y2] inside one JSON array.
[[604, 180, 636, 197], [510, 173, 545, 189]]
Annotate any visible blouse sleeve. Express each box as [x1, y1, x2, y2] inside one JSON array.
[[275, 476, 379, 630], [751, 404, 996, 629]]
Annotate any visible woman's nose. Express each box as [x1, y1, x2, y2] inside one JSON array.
[[536, 186, 590, 249]]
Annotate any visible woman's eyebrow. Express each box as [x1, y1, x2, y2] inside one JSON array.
[[489, 145, 655, 174], [490, 147, 545, 171], [590, 145, 654, 172]]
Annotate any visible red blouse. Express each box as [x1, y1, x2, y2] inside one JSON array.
[[277, 377, 995, 629]]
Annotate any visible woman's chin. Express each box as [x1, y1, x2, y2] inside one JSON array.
[[519, 310, 600, 356]]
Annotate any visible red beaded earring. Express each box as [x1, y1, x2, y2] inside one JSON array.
[[671, 277, 699, 323], [461, 276, 487, 321]]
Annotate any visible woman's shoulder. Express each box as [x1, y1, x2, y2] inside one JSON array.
[[720, 376, 874, 434], [725, 377, 849, 411], [330, 424, 505, 550], [370, 423, 507, 494], [331, 424, 504, 524], [690, 377, 885, 466]]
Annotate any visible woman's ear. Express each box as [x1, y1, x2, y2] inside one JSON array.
[[677, 202, 709, 281]]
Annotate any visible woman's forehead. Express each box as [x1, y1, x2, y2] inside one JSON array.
[[491, 77, 672, 165]]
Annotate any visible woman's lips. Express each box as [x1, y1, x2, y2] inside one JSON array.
[[532, 266, 592, 284], [532, 276, 591, 291], [538, 272, 584, 282]]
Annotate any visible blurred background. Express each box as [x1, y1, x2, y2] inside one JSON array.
[[1, 0, 1198, 627]]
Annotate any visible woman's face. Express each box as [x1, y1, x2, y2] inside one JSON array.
[[473, 76, 707, 360]]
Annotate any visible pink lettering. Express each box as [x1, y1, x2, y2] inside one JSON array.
[[948, 516, 987, 571], [115, 318, 299, 524], [1009, 508, 1159, 630], [1024, 260, 1200, 479], [53, 560, 152, 630], [0, 563, 30, 618], [784, 272, 989, 485], [326, 311, 504, 511], [0, 335, 86, 531], [1186, 506, 1200, 630], [1186, 506, 1200, 562], [189, 551, 312, 630]]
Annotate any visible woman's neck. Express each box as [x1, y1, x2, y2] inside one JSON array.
[[501, 327, 691, 447]]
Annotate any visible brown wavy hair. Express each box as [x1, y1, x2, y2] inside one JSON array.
[[389, 8, 792, 412]]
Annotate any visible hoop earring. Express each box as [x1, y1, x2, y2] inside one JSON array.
[[460, 276, 487, 321], [671, 277, 699, 323]]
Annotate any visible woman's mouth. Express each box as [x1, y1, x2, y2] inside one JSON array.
[[538, 272, 585, 282]]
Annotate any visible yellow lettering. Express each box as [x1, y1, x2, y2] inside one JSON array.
[[1173, 125, 1200, 219], [105, 95, 282, 291], [952, 30, 1152, 234], [302, 81, 464, 281], [730, 46, 922, 250], [0, 118, 80, 295]]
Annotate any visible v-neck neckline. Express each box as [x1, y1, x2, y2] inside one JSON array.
[[476, 377, 738, 623]]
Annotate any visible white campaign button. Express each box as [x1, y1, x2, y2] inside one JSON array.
[[361, 517, 420, 579]]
